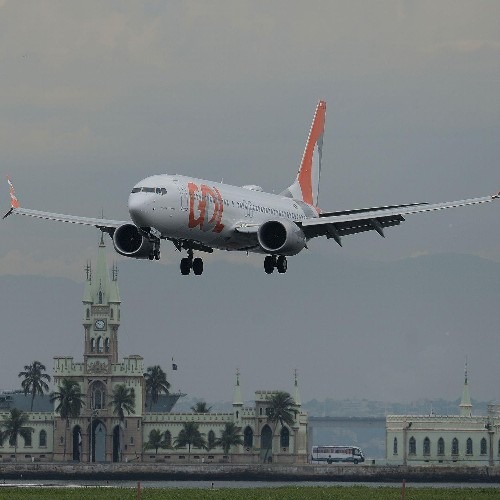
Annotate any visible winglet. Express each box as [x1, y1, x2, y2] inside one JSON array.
[[7, 177, 20, 209], [3, 176, 20, 219]]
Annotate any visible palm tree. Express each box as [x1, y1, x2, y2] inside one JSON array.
[[144, 429, 169, 455], [216, 422, 244, 456], [50, 379, 85, 460], [144, 365, 171, 411], [109, 384, 135, 461], [18, 361, 51, 411], [174, 421, 207, 461], [265, 391, 296, 460], [0, 408, 33, 461], [190, 401, 212, 413]]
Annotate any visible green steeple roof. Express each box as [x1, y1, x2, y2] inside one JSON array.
[[86, 233, 116, 305]]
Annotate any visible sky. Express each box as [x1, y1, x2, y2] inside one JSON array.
[[1, 1, 500, 406]]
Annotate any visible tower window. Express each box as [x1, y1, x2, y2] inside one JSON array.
[[110, 308, 114, 319], [393, 437, 398, 455], [280, 427, 290, 448], [105, 338, 110, 353], [452, 438, 459, 455], [91, 338, 96, 353], [97, 337, 103, 353], [438, 437, 445, 455], [98, 291, 103, 304], [86, 308, 90, 319]]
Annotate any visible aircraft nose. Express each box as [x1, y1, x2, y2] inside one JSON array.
[[128, 194, 148, 226]]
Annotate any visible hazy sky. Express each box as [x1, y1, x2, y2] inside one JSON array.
[[1, 1, 499, 405]]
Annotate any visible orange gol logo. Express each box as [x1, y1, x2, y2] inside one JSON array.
[[188, 182, 224, 233]]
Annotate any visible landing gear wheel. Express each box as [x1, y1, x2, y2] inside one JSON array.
[[180, 258, 191, 275], [276, 256, 287, 274], [264, 256, 275, 274], [154, 249, 161, 260], [192, 258, 204, 275]]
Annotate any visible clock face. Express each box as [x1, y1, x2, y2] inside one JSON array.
[[94, 319, 106, 330]]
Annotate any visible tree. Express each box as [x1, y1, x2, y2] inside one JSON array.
[[144, 365, 171, 411], [265, 391, 296, 460], [174, 422, 207, 460], [0, 408, 33, 461], [50, 379, 85, 460], [216, 422, 244, 455], [191, 401, 212, 413], [109, 384, 135, 461], [144, 429, 169, 455], [18, 360, 51, 411]]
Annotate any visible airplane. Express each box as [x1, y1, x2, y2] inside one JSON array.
[[4, 100, 499, 275]]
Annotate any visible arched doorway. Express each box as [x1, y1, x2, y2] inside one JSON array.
[[113, 425, 120, 462], [261, 425, 273, 463], [72, 426, 82, 462], [89, 420, 106, 462]]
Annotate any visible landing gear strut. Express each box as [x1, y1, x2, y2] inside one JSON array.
[[148, 240, 161, 261], [180, 248, 204, 275], [264, 255, 287, 274]]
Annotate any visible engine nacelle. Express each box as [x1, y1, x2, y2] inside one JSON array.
[[112, 223, 155, 259], [257, 220, 306, 256]]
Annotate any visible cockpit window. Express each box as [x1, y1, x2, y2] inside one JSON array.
[[143, 187, 155, 193], [131, 187, 142, 193]]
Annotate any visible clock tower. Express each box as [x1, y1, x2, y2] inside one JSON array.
[[83, 233, 120, 368]]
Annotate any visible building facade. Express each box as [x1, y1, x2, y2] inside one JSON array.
[[386, 365, 500, 465], [0, 238, 308, 464]]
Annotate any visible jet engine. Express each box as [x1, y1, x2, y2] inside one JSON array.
[[112, 223, 155, 259], [257, 220, 306, 256]]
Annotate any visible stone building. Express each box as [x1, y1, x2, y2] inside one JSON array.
[[386, 363, 499, 465], [0, 238, 308, 464]]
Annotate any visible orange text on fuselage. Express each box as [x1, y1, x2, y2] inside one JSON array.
[[188, 182, 224, 233]]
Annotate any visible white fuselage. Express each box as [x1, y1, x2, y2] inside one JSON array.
[[128, 174, 319, 253]]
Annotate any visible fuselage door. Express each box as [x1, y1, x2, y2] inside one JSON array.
[[179, 185, 189, 211]]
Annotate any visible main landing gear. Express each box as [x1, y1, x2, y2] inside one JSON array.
[[264, 255, 287, 274], [148, 238, 161, 261], [180, 248, 204, 276]]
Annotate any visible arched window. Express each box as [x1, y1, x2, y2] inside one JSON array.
[[393, 437, 398, 455], [39, 430, 47, 447], [423, 437, 430, 456], [244, 427, 253, 448], [92, 381, 106, 409], [280, 427, 290, 448], [466, 438, 473, 455], [110, 308, 114, 319], [98, 291, 103, 304], [481, 437, 487, 455], [409, 436, 416, 455], [90, 338, 96, 352], [437, 437, 445, 455], [164, 430, 172, 448], [208, 430, 216, 450], [86, 308, 90, 319], [452, 438, 459, 455], [97, 337, 103, 353], [105, 338, 110, 353]]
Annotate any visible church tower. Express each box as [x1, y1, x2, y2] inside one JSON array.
[[83, 233, 121, 367]]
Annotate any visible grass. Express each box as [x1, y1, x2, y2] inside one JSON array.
[[0, 486, 500, 500]]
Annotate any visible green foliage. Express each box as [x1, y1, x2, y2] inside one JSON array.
[[144, 365, 171, 411], [266, 391, 296, 429], [191, 401, 212, 413], [18, 360, 51, 411], [0, 408, 32, 458], [1, 486, 500, 500], [174, 421, 207, 454], [109, 384, 135, 421], [50, 379, 85, 421], [144, 429, 170, 454], [215, 422, 244, 454]]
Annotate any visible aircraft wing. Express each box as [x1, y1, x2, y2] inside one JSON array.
[[3, 178, 127, 233], [3, 206, 128, 233], [299, 193, 500, 245]]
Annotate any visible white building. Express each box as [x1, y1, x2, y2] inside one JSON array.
[[386, 364, 499, 465]]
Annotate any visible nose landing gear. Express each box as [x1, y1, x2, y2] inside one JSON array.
[[264, 255, 287, 274]]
